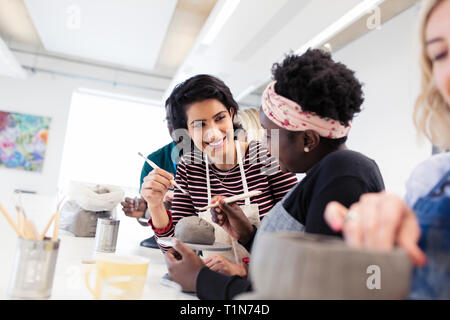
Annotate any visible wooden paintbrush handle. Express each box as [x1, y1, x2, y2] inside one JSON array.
[[52, 210, 60, 241], [0, 203, 20, 236], [199, 191, 262, 211], [40, 212, 57, 240], [24, 219, 39, 241], [17, 209, 25, 238]]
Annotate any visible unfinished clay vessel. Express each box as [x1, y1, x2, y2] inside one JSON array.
[[175, 216, 215, 245]]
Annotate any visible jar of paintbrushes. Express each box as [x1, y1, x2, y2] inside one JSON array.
[[0, 197, 62, 300]]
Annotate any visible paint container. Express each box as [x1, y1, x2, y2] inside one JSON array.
[[94, 218, 120, 253], [8, 237, 60, 299]]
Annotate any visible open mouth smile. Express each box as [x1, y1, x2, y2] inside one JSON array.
[[205, 136, 226, 150]]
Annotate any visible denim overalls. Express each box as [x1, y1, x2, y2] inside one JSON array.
[[409, 170, 450, 299]]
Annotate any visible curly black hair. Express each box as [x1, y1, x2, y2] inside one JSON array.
[[272, 49, 364, 147], [165, 74, 240, 132]]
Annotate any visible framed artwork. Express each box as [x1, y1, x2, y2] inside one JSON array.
[[0, 110, 51, 172]]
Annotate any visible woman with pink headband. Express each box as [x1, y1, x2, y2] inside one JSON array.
[[164, 49, 385, 299]]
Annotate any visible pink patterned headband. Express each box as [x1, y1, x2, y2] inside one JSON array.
[[261, 81, 351, 139]]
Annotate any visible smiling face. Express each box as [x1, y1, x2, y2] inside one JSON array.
[[426, 0, 450, 105], [186, 99, 235, 164]]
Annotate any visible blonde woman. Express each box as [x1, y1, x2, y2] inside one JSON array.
[[236, 107, 265, 142], [325, 0, 450, 299]]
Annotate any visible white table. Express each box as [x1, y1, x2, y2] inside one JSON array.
[[0, 195, 197, 300]]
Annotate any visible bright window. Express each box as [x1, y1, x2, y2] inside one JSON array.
[[58, 89, 171, 192]]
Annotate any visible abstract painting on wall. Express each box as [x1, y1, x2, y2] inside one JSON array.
[[0, 110, 51, 172]]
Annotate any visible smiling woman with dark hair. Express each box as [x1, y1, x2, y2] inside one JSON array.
[[164, 49, 386, 300], [141, 74, 298, 278], [166, 74, 242, 134]]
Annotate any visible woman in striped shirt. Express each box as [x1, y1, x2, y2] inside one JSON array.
[[140, 74, 298, 276]]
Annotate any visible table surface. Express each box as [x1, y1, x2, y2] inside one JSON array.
[[0, 195, 197, 300]]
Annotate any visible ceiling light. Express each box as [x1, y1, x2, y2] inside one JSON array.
[[0, 37, 27, 79], [296, 0, 384, 54], [202, 0, 241, 46]]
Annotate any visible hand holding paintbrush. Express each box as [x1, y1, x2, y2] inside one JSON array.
[[138, 152, 188, 195]]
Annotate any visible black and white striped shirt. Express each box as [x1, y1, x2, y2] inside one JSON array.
[[149, 141, 298, 242]]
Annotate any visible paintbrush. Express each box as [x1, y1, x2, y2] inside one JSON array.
[[40, 212, 56, 240], [50, 193, 65, 242], [138, 152, 188, 195], [0, 202, 20, 236], [40, 196, 65, 240], [15, 191, 39, 240], [16, 206, 25, 238], [26, 219, 39, 241], [52, 210, 59, 242], [199, 190, 263, 211], [15, 191, 26, 238]]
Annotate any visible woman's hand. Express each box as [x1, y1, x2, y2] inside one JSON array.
[[324, 192, 427, 266], [210, 196, 254, 244], [164, 239, 205, 293], [141, 168, 174, 210], [204, 255, 248, 277], [121, 197, 147, 218], [164, 190, 175, 203]]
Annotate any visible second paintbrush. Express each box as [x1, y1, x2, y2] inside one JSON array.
[[137, 152, 188, 195], [199, 190, 262, 211]]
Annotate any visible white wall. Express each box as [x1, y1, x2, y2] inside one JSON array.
[[0, 73, 72, 196], [59, 90, 171, 191], [0, 53, 168, 197], [334, 5, 431, 196]]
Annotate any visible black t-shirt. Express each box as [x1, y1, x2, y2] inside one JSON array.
[[283, 149, 385, 236], [196, 149, 385, 300]]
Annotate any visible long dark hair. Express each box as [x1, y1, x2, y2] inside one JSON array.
[[165, 74, 240, 132], [165, 74, 243, 156]]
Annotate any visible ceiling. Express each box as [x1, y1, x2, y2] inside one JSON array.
[[251, 0, 419, 95], [0, 0, 418, 103], [24, 0, 178, 71], [0, 0, 216, 79]]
